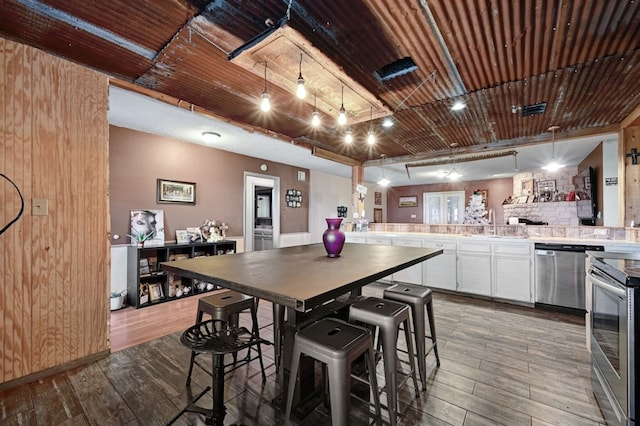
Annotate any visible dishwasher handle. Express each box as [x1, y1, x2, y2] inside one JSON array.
[[535, 249, 556, 256]]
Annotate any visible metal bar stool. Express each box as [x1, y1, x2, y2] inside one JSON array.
[[186, 290, 267, 386], [284, 318, 382, 426], [348, 297, 420, 426], [168, 319, 268, 426], [383, 283, 440, 390]]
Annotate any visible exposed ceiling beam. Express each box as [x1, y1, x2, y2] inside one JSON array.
[[16, 0, 157, 60], [364, 124, 620, 167]]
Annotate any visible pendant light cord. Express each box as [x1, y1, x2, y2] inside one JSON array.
[[0, 173, 24, 235]]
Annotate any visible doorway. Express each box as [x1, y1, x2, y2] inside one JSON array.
[[244, 172, 280, 251]]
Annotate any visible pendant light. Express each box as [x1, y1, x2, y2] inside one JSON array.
[[311, 93, 320, 127], [366, 106, 375, 145], [337, 86, 347, 125], [542, 125, 564, 171], [296, 53, 306, 99], [344, 128, 353, 143], [260, 61, 271, 112]]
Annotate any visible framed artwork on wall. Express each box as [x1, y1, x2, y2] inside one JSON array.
[[157, 179, 196, 204], [398, 195, 418, 207], [374, 191, 382, 205]]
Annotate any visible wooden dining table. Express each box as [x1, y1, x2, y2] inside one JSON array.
[[161, 242, 442, 419]]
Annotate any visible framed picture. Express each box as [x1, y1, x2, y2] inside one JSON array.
[[479, 189, 488, 204], [156, 179, 196, 204], [148, 283, 164, 301], [398, 195, 418, 207], [130, 209, 164, 246], [537, 180, 556, 193], [521, 179, 534, 196], [374, 191, 382, 205], [176, 230, 190, 244]]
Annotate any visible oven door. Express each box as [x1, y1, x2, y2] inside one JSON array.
[[589, 266, 629, 424]]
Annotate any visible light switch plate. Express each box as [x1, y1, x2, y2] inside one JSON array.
[[32, 198, 48, 216]]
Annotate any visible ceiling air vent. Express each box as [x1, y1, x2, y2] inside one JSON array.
[[521, 102, 547, 117], [374, 57, 418, 82]]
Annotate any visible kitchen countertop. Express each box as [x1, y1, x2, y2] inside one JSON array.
[[345, 230, 640, 248]]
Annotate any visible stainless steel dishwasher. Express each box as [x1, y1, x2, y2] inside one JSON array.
[[534, 243, 603, 312]]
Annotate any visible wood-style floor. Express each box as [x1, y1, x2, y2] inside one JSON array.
[[0, 284, 605, 425]]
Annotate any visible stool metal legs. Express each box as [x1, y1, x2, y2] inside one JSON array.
[[284, 318, 382, 426], [383, 284, 441, 391]]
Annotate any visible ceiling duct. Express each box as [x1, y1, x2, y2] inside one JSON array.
[[521, 102, 547, 117], [405, 150, 517, 178], [227, 17, 287, 61], [374, 57, 419, 82]]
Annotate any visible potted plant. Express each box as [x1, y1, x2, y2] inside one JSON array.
[[110, 290, 126, 311], [127, 230, 154, 247]]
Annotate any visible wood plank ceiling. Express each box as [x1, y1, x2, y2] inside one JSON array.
[[1, 0, 639, 166]]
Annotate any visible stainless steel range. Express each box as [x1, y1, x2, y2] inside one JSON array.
[[587, 251, 640, 426]]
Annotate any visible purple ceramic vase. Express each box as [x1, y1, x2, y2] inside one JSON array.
[[322, 217, 345, 258]]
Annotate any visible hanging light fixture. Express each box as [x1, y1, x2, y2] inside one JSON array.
[[337, 86, 347, 125], [311, 93, 320, 127], [260, 61, 271, 112], [344, 128, 353, 143], [296, 53, 306, 99], [367, 106, 375, 145], [542, 125, 564, 171]]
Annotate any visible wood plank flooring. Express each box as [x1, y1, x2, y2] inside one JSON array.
[[0, 284, 605, 425]]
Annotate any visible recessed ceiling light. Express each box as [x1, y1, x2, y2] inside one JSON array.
[[451, 101, 466, 111], [202, 131, 221, 143], [382, 117, 394, 127]]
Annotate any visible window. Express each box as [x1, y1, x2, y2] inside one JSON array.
[[423, 191, 465, 224]]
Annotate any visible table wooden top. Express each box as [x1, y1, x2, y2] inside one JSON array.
[[161, 243, 442, 311]]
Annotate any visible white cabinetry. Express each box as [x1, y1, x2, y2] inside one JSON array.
[[345, 234, 367, 244], [366, 236, 392, 282], [391, 237, 423, 285], [423, 239, 457, 290], [458, 241, 492, 296], [492, 242, 533, 302]]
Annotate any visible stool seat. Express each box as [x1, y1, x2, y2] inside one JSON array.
[[285, 318, 382, 426], [186, 290, 267, 386], [197, 290, 255, 323], [168, 319, 268, 426], [349, 297, 420, 426], [383, 283, 440, 391]]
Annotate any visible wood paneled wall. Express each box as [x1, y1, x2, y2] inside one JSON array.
[[0, 38, 110, 386]]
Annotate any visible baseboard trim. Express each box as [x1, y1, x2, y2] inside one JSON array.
[[0, 349, 111, 393]]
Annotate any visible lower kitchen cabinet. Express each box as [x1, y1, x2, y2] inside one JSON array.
[[493, 242, 533, 302], [423, 240, 457, 291], [343, 232, 534, 305], [457, 242, 492, 296], [391, 237, 423, 285], [366, 236, 393, 282]]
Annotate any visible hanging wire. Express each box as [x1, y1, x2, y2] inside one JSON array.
[[0, 173, 24, 235]]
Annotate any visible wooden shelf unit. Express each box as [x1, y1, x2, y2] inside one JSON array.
[[126, 241, 236, 308]]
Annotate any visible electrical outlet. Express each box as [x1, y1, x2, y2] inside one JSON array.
[[594, 228, 607, 236], [32, 198, 48, 216], [410, 214, 417, 219]]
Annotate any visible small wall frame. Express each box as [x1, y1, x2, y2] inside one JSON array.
[[285, 189, 303, 208]]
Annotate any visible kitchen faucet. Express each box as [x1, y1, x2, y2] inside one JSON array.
[[488, 209, 496, 235]]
